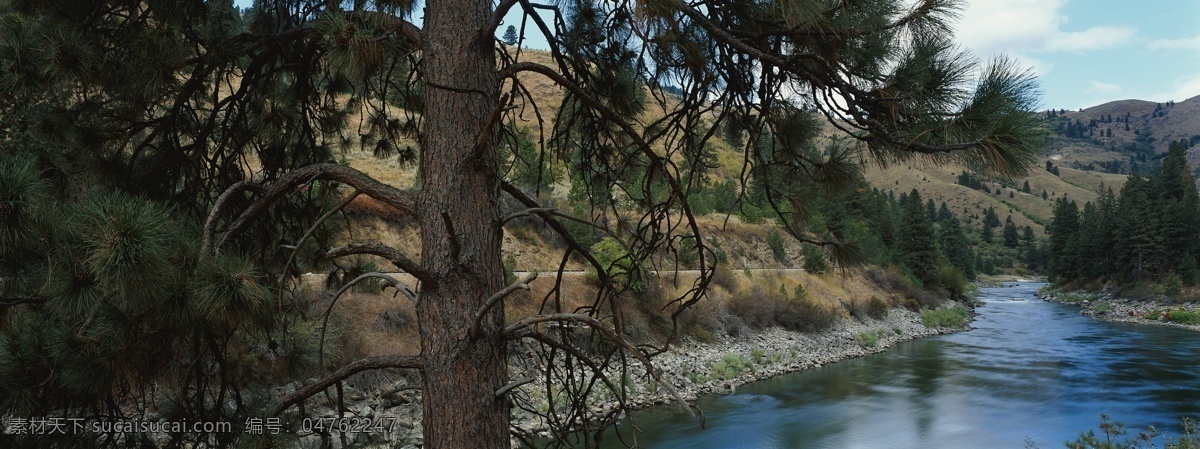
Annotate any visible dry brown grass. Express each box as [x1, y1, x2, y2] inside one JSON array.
[[325, 290, 421, 360]]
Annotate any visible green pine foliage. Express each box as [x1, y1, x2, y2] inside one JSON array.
[[938, 216, 976, 280], [1047, 142, 1200, 286], [1002, 216, 1020, 248], [898, 189, 941, 289], [0, 164, 313, 446]]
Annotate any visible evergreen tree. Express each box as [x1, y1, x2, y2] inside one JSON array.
[[1153, 142, 1200, 273], [898, 189, 941, 288], [981, 223, 994, 244], [1113, 175, 1161, 280], [502, 25, 519, 45], [1021, 226, 1039, 270], [938, 216, 976, 280], [983, 207, 1001, 228], [1002, 216, 1020, 248], [1049, 198, 1081, 280], [937, 201, 954, 223]]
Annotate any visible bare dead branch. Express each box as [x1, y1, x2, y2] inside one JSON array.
[[326, 241, 431, 285], [472, 271, 538, 338], [504, 313, 693, 417], [270, 355, 423, 416], [277, 190, 362, 308], [499, 181, 612, 285], [488, 0, 521, 37], [319, 272, 418, 367]]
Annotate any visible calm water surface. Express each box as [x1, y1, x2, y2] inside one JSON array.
[[603, 283, 1200, 448]]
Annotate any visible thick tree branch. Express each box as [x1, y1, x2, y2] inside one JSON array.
[[472, 271, 537, 338], [495, 376, 535, 399], [344, 10, 423, 49], [209, 163, 418, 256], [201, 181, 264, 255], [270, 355, 423, 416], [326, 242, 431, 286], [488, 0, 521, 36]]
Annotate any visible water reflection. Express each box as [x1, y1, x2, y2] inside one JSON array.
[[598, 283, 1200, 448]]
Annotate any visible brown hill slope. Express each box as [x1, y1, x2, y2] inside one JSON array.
[[1055, 95, 1200, 169]]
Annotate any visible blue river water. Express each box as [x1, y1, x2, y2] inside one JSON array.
[[600, 283, 1200, 448]]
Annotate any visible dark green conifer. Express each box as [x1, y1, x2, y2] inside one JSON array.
[[938, 216, 975, 280], [898, 189, 940, 288]]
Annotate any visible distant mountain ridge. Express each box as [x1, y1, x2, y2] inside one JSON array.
[[1049, 95, 1200, 173]]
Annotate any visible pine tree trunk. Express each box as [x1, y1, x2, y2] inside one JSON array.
[[419, 0, 508, 447]]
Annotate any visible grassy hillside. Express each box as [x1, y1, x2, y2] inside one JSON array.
[[861, 159, 1126, 236], [1049, 95, 1200, 172], [857, 95, 1200, 238]]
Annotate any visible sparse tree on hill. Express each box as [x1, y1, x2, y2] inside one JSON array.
[[502, 24, 519, 46], [0, 0, 1043, 447]]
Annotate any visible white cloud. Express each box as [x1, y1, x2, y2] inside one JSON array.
[[954, 0, 1064, 56], [1086, 80, 1121, 94], [952, 1, 1136, 56], [998, 52, 1054, 77], [1146, 75, 1200, 103], [1045, 26, 1137, 52], [1148, 36, 1200, 52]]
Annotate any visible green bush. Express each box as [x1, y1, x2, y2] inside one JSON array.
[[1145, 309, 1163, 320], [1093, 301, 1112, 314], [855, 331, 879, 347], [587, 237, 644, 292], [1162, 275, 1184, 298], [920, 304, 969, 328], [767, 229, 787, 263], [939, 266, 968, 300], [711, 353, 754, 379], [1167, 310, 1200, 325], [802, 245, 828, 274]]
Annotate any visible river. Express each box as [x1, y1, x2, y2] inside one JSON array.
[[600, 283, 1200, 448]]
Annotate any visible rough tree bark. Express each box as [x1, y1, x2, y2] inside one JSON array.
[[419, 0, 509, 447]]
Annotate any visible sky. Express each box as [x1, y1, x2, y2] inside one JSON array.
[[951, 0, 1200, 110], [234, 1, 1200, 110]]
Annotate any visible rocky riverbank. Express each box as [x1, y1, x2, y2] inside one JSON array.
[[1037, 288, 1200, 330], [283, 302, 971, 448]]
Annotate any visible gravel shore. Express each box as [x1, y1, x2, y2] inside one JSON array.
[[287, 304, 971, 448], [1037, 289, 1200, 331]]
